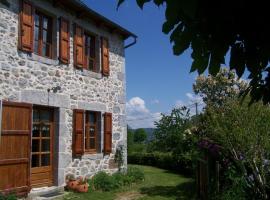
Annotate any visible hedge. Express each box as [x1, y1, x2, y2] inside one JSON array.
[[128, 152, 193, 175]]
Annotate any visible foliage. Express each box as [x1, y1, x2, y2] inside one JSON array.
[[202, 98, 270, 199], [127, 128, 134, 154], [114, 145, 125, 170], [128, 152, 192, 175], [92, 172, 116, 191], [217, 165, 247, 200], [193, 68, 247, 107], [117, 0, 270, 104], [152, 107, 198, 168], [91, 167, 144, 192], [0, 193, 17, 200], [133, 128, 147, 143], [126, 166, 145, 182]]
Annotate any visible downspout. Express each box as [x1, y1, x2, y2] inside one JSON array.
[[0, 100, 2, 143], [124, 36, 137, 49]]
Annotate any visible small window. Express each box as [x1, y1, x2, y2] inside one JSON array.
[[34, 11, 53, 58], [84, 33, 96, 72]]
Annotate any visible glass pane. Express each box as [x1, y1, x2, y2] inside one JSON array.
[[41, 125, 50, 137], [34, 40, 39, 54], [41, 154, 50, 166], [43, 17, 48, 29], [42, 44, 47, 57], [32, 154, 39, 168], [34, 26, 39, 41], [43, 30, 47, 43], [90, 127, 95, 137], [32, 125, 40, 137], [34, 14, 39, 26], [90, 138, 95, 149], [40, 110, 50, 122], [32, 139, 40, 152], [89, 113, 96, 124], [41, 139, 50, 152]]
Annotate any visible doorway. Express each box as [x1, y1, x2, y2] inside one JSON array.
[[30, 106, 54, 188]]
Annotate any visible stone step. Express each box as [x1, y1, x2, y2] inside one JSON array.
[[27, 186, 65, 200]]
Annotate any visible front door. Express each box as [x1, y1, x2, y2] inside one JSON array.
[[0, 102, 32, 196], [31, 107, 54, 188]]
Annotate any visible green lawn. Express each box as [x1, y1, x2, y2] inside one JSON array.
[[63, 165, 195, 200]]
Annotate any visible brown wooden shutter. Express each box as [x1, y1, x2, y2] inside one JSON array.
[[101, 37, 110, 76], [73, 109, 84, 156], [74, 24, 84, 68], [103, 112, 112, 154], [0, 101, 32, 196], [59, 17, 70, 64], [19, 0, 34, 52]]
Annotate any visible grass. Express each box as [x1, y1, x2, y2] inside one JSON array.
[[63, 165, 195, 200]]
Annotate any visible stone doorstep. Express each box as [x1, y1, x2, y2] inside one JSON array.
[[26, 186, 65, 200]]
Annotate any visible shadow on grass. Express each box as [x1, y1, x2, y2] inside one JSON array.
[[140, 181, 196, 200]]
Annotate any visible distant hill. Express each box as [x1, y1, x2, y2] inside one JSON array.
[[131, 128, 156, 142]]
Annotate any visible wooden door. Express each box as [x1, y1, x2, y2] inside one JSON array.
[[31, 107, 54, 188], [0, 101, 32, 196]]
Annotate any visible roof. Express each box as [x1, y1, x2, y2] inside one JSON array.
[[56, 0, 137, 40]]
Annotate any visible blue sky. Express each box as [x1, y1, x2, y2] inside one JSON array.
[[83, 0, 203, 128]]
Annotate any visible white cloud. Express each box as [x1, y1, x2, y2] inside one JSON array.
[[126, 97, 161, 129], [175, 100, 185, 108], [186, 92, 202, 103], [175, 92, 205, 115]]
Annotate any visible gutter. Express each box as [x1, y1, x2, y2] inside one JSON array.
[[124, 36, 137, 49], [0, 100, 2, 142]]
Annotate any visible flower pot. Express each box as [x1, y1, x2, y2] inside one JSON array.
[[67, 180, 79, 190], [76, 183, 89, 193]]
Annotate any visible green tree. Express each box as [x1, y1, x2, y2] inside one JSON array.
[[201, 98, 270, 199], [153, 107, 198, 165], [133, 128, 147, 143], [118, 0, 270, 103], [127, 128, 134, 154]]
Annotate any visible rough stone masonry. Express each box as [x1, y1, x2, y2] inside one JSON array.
[[0, 0, 127, 187]]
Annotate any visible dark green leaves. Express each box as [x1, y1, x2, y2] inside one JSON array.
[[230, 43, 245, 77], [136, 0, 151, 9]]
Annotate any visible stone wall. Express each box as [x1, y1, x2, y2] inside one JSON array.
[[0, 0, 127, 187]]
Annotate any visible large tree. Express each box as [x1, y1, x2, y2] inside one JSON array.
[[118, 0, 270, 103]]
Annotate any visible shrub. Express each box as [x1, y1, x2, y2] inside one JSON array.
[[128, 152, 192, 175], [126, 166, 144, 182], [92, 172, 117, 191], [90, 167, 144, 192], [0, 193, 17, 200]]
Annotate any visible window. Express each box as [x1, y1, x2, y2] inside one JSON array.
[[85, 111, 98, 153], [84, 33, 96, 71], [73, 110, 112, 156], [34, 11, 53, 58]]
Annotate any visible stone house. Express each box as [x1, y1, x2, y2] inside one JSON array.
[[0, 0, 136, 197]]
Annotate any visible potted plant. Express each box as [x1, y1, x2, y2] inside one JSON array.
[[66, 174, 79, 191], [76, 177, 89, 193]]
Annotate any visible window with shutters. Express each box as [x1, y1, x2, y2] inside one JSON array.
[[33, 11, 53, 58], [73, 110, 105, 156]]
